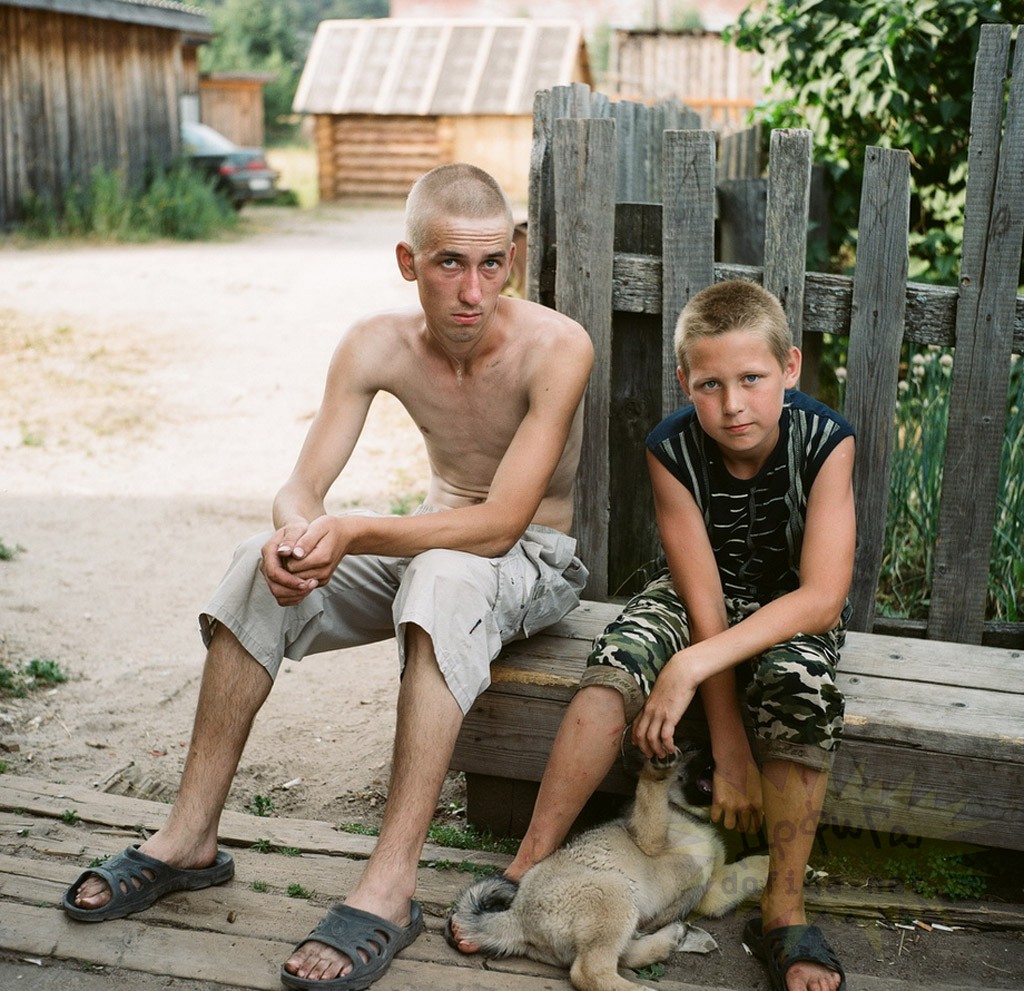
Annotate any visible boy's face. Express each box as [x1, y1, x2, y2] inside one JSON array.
[[678, 327, 800, 476]]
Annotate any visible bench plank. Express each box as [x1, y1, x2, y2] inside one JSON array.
[[452, 604, 1024, 849]]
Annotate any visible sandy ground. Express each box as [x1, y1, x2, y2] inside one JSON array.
[[0, 203, 430, 825], [2, 204, 1023, 991]]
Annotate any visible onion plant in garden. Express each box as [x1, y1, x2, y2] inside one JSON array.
[[839, 348, 1024, 622]]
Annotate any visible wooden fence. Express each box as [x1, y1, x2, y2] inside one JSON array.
[[527, 24, 1024, 649]]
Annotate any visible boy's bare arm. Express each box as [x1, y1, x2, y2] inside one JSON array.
[[634, 439, 856, 758], [646, 453, 763, 828]]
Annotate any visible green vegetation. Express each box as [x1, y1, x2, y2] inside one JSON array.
[[426, 821, 518, 857], [0, 656, 68, 698], [246, 793, 277, 817], [200, 0, 386, 140], [251, 879, 269, 892], [21, 165, 239, 242], [813, 838, 990, 901], [287, 882, 312, 898], [0, 538, 22, 561], [729, 0, 1024, 282], [388, 491, 427, 516], [840, 349, 1024, 622], [62, 810, 81, 826]]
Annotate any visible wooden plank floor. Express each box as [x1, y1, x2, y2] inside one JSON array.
[[1, 776, 1021, 991]]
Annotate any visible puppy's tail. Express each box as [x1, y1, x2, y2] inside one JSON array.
[[696, 854, 770, 917], [446, 875, 526, 957]]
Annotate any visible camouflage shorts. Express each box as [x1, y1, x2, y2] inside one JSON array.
[[579, 571, 848, 770]]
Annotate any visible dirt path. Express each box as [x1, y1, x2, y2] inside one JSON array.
[[1, 206, 1022, 991], [0, 204, 429, 824]]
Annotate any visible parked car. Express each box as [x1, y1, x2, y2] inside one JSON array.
[[181, 121, 279, 208]]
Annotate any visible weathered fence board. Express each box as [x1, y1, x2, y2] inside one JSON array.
[[661, 130, 716, 417], [553, 117, 617, 599], [929, 24, 1024, 643], [763, 128, 813, 348], [845, 147, 911, 633]]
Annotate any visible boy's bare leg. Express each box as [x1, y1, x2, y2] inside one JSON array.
[[72, 626, 272, 908], [761, 759, 842, 991], [284, 622, 463, 984], [448, 685, 626, 954], [508, 685, 626, 878]]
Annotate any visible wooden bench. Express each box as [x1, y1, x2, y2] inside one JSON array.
[[451, 26, 1024, 852]]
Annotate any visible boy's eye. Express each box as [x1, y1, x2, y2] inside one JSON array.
[[744, 374, 761, 384]]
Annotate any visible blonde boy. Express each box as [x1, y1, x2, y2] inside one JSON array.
[[456, 280, 853, 991]]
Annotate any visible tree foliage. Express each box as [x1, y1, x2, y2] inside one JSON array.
[[728, 0, 1024, 282], [200, 0, 387, 140]]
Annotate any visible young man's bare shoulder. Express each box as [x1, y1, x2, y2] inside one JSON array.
[[340, 306, 422, 346], [504, 297, 592, 353]]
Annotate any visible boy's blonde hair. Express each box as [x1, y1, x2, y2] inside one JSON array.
[[674, 279, 793, 375], [404, 163, 514, 251]]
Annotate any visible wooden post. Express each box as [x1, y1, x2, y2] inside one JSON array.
[[929, 25, 1024, 643], [763, 129, 812, 348], [661, 130, 716, 418], [553, 116, 617, 599], [844, 147, 911, 633]]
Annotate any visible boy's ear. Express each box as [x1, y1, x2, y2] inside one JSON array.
[[396, 241, 417, 282], [784, 346, 802, 388], [676, 366, 692, 399]]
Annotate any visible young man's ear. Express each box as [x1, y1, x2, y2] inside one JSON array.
[[396, 241, 417, 282]]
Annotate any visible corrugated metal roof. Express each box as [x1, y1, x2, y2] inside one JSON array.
[[294, 18, 588, 116], [6, 0, 211, 34]]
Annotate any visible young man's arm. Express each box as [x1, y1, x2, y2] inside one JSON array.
[[266, 317, 594, 605], [633, 437, 856, 759]]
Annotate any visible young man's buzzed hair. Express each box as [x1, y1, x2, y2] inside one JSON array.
[[674, 279, 793, 375], [404, 163, 514, 251]]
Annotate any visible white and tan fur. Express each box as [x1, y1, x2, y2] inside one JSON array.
[[448, 749, 769, 991]]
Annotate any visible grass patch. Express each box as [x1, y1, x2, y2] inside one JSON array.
[[0, 538, 23, 561], [0, 656, 68, 698], [246, 794, 276, 817], [287, 883, 312, 899], [20, 164, 239, 242], [251, 880, 269, 893], [426, 821, 518, 856]]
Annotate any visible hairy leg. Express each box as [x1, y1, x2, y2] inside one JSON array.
[[761, 759, 842, 991], [73, 626, 272, 908], [284, 622, 460, 983]]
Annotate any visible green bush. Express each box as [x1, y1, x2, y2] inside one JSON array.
[[20, 165, 237, 242]]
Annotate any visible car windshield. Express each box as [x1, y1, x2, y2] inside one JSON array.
[[182, 122, 238, 155]]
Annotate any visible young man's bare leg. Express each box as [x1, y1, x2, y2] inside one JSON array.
[[72, 625, 272, 909], [283, 622, 463, 984], [761, 759, 843, 991]]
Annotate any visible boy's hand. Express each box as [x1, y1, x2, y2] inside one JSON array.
[[632, 655, 697, 758], [711, 754, 763, 834]]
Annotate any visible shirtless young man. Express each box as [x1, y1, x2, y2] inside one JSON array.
[[63, 164, 594, 991]]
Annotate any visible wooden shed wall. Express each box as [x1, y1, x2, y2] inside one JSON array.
[[314, 113, 532, 203], [200, 79, 266, 148], [0, 5, 183, 226]]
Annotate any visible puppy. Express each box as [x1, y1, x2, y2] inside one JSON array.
[[447, 749, 768, 991]]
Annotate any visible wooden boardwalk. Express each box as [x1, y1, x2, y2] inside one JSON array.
[[1, 776, 1021, 991]]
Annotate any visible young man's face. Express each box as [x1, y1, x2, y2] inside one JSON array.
[[678, 327, 800, 472], [396, 214, 514, 346]]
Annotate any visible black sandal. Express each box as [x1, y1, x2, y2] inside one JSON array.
[[743, 916, 846, 991]]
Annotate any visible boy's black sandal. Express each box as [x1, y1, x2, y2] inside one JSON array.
[[743, 916, 846, 991]]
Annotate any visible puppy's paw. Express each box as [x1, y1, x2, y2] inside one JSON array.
[[645, 747, 681, 779]]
